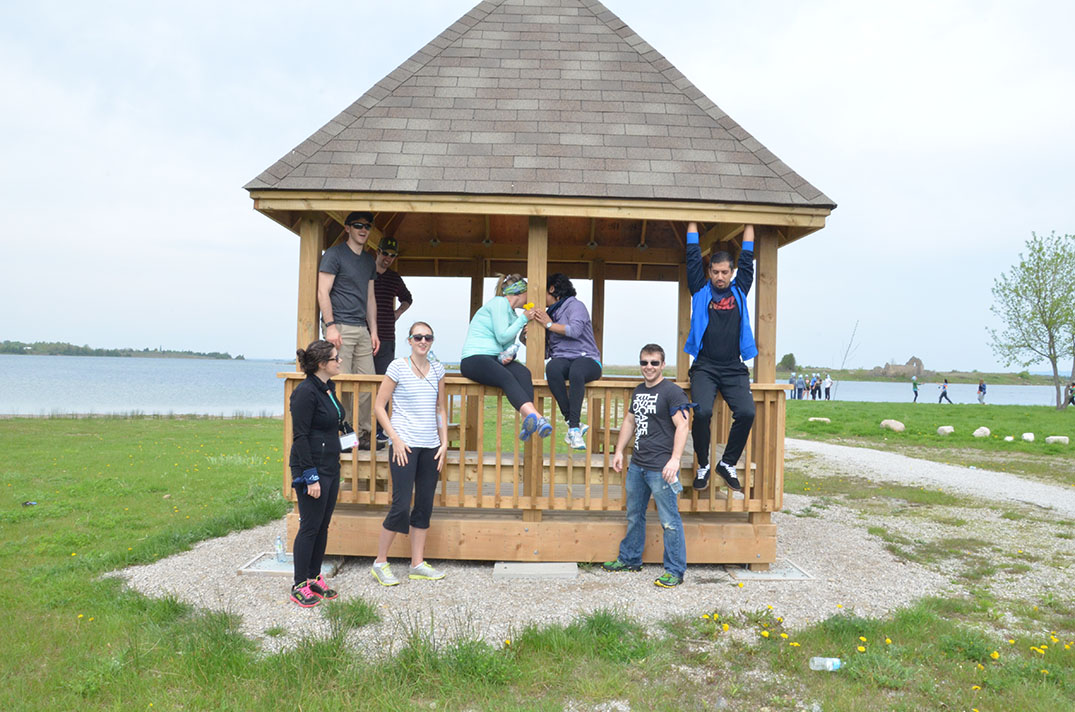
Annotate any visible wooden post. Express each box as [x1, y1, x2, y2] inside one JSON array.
[[753, 226, 778, 384], [524, 216, 548, 522], [469, 256, 484, 318], [590, 258, 605, 355], [676, 262, 691, 382], [466, 257, 484, 449], [297, 216, 323, 355]]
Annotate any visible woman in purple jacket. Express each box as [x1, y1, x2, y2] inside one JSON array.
[[532, 273, 602, 450]]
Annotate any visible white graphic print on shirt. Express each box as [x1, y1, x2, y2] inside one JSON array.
[[632, 392, 659, 445]]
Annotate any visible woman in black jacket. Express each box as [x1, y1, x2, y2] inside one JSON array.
[[288, 340, 350, 607]]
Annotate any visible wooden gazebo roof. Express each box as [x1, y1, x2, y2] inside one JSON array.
[[246, 0, 833, 225]]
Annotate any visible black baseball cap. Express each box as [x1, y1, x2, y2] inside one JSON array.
[[345, 211, 374, 226], [379, 236, 399, 254]]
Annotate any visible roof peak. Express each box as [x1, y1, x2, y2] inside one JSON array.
[[247, 0, 833, 208]]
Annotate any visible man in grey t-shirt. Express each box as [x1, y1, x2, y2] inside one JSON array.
[[318, 211, 380, 447]]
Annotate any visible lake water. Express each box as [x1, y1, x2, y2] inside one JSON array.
[[0, 354, 1064, 416]]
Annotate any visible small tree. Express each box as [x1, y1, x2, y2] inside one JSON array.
[[778, 353, 797, 372], [989, 232, 1075, 408]]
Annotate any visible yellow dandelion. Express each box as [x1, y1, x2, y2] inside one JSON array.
[[1041, 669, 1049, 675], [722, 623, 729, 632], [128, 547, 133, 551], [767, 605, 773, 610], [1051, 635, 1059, 643], [859, 636, 867, 642], [71, 552, 76, 557], [713, 613, 719, 619], [856, 646, 865, 653], [737, 582, 744, 588], [885, 638, 892, 645], [776, 617, 783, 623], [504, 639, 511, 646], [1065, 644, 1071, 651], [702, 614, 710, 619], [976, 663, 984, 670], [789, 642, 800, 647], [780, 633, 789, 639], [990, 651, 999, 660], [761, 631, 770, 638], [836, 604, 843, 609], [1009, 639, 1016, 645], [1041, 645, 1049, 650], [88, 617, 94, 622], [77, 614, 83, 619], [971, 685, 981, 691]]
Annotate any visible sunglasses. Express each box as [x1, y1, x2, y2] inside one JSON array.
[[639, 359, 662, 367], [379, 250, 398, 259], [347, 222, 372, 230], [409, 334, 434, 342], [330, 355, 342, 363]]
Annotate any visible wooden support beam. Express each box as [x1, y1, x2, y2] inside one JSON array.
[[591, 258, 606, 355], [753, 226, 780, 384], [469, 257, 485, 318], [297, 217, 323, 357], [251, 191, 832, 230], [525, 216, 549, 521], [676, 262, 691, 381], [701, 223, 745, 256]]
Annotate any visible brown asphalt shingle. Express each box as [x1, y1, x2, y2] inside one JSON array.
[[246, 0, 833, 209]]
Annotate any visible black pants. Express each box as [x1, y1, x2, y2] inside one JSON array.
[[913, 390, 918, 402], [383, 445, 439, 533], [460, 355, 534, 411], [824, 387, 831, 400], [546, 357, 602, 427], [374, 340, 396, 376], [690, 359, 755, 469], [293, 475, 339, 585], [939, 390, 952, 404]]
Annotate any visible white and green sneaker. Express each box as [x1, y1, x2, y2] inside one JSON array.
[[371, 561, 400, 586], [408, 561, 446, 580], [565, 427, 586, 450]]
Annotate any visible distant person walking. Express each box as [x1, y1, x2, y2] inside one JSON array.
[[788, 373, 797, 399], [795, 374, 806, 401], [938, 378, 953, 404], [1066, 382, 1075, 407], [977, 379, 987, 405], [912, 376, 919, 403], [823, 374, 833, 400]]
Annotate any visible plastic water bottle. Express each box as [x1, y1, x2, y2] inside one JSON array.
[[274, 535, 286, 562], [809, 657, 842, 671]]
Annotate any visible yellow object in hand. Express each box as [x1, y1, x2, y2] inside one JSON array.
[[523, 302, 534, 310]]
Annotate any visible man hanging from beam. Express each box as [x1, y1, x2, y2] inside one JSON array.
[[683, 222, 756, 493]]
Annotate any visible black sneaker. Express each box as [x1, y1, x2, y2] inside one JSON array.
[[358, 435, 386, 451], [290, 580, 321, 608], [692, 464, 711, 491], [602, 559, 642, 572], [716, 461, 743, 492]]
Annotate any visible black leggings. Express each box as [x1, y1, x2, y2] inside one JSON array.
[[383, 445, 439, 533], [690, 359, 755, 469], [939, 390, 952, 404], [293, 475, 339, 585], [460, 355, 534, 411], [546, 357, 602, 427]]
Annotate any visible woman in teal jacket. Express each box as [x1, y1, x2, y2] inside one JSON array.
[[460, 274, 550, 440]]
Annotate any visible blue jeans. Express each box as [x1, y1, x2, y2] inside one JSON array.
[[617, 461, 686, 579]]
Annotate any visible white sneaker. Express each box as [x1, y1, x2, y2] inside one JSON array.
[[408, 561, 446, 580], [565, 427, 586, 450], [371, 561, 400, 586]]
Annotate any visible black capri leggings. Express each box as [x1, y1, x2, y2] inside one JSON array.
[[460, 354, 534, 411], [383, 446, 440, 533], [545, 356, 602, 427], [293, 475, 340, 586]]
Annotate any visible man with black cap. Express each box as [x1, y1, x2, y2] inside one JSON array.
[[372, 234, 413, 444], [318, 211, 380, 449]]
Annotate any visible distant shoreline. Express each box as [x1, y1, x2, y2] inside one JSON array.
[[1, 340, 240, 360]]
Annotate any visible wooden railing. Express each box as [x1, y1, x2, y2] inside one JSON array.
[[280, 374, 786, 516]]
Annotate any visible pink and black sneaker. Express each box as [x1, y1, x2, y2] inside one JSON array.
[[290, 580, 321, 608], [308, 574, 338, 600]]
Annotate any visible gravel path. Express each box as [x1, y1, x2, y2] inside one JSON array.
[[114, 441, 1074, 653], [786, 438, 1075, 517]]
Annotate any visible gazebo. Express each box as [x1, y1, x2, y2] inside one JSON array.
[[246, 0, 834, 568]]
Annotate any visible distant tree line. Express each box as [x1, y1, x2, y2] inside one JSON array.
[[0, 341, 240, 360]]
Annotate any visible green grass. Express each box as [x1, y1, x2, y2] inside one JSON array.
[[787, 400, 1075, 486], [3, 416, 1073, 710]]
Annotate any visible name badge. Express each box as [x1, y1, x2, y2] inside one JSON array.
[[339, 432, 358, 450]]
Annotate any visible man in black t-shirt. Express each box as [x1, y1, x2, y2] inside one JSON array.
[[682, 222, 757, 494], [602, 344, 692, 588]]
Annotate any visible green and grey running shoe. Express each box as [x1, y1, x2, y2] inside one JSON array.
[[654, 572, 682, 588], [601, 559, 642, 572]]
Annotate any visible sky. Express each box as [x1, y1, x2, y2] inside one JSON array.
[[2, 0, 1073, 371]]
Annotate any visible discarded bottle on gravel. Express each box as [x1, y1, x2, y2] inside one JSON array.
[[809, 657, 842, 671], [274, 535, 286, 562]]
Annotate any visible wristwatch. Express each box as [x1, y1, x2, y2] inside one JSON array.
[[325, 321, 337, 328], [544, 321, 552, 329]]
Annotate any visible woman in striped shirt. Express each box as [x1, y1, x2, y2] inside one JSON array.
[[370, 321, 449, 585]]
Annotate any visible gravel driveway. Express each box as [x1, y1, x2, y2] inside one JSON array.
[[115, 441, 1073, 653]]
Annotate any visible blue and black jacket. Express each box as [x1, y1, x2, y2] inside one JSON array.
[[683, 230, 758, 362]]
